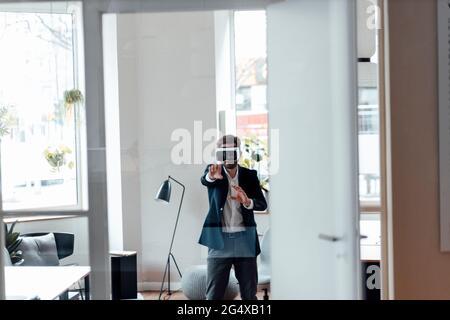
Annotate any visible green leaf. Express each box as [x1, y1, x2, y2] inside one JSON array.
[[7, 238, 22, 253], [8, 220, 17, 235], [6, 232, 19, 246]]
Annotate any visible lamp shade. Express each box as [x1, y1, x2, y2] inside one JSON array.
[[155, 179, 171, 203]]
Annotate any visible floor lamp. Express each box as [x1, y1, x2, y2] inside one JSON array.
[[155, 175, 184, 300]]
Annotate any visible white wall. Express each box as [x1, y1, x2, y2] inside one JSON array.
[[214, 11, 236, 135], [115, 11, 217, 287]]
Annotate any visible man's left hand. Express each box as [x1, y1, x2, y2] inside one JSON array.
[[229, 185, 251, 207]]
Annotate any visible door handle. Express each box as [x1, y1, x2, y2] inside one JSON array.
[[318, 234, 343, 242]]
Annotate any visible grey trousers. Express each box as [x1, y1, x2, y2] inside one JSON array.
[[206, 232, 258, 300]]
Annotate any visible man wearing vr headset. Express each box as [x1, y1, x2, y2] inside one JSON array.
[[199, 135, 267, 300]]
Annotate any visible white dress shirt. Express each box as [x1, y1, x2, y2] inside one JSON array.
[[205, 166, 254, 233]]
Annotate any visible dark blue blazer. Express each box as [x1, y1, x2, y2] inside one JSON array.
[[198, 165, 267, 256]]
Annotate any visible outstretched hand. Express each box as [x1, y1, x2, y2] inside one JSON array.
[[208, 164, 223, 180]]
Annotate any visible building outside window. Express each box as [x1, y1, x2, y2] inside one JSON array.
[[234, 10, 269, 191], [358, 86, 380, 204]]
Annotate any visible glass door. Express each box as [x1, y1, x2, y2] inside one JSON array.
[[0, 1, 91, 300]]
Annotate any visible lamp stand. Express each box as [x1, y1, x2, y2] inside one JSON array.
[[159, 252, 182, 299], [158, 176, 185, 300]]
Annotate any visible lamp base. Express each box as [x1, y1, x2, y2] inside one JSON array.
[[159, 252, 182, 300]]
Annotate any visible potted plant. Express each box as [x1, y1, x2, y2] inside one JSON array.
[[44, 145, 75, 172], [4, 221, 24, 266], [64, 89, 83, 121]]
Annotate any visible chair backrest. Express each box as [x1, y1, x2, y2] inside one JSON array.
[[21, 232, 74, 260], [19, 233, 60, 266]]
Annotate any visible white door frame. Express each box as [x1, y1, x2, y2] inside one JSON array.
[[0, 0, 278, 300]]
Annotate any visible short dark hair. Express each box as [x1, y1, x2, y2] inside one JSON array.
[[217, 135, 241, 148]]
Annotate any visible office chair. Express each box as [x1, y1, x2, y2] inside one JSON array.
[[21, 232, 74, 260], [20, 232, 84, 299]]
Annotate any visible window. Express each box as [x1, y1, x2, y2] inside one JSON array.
[[233, 10, 269, 191], [358, 87, 379, 134], [358, 86, 380, 205], [0, 2, 87, 211], [359, 107, 379, 135]]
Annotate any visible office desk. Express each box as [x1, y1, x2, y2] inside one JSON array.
[[5, 266, 90, 300]]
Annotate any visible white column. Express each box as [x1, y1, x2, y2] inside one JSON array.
[[103, 13, 124, 252], [83, 0, 111, 300]]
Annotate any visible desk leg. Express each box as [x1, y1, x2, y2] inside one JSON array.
[[84, 275, 90, 300]]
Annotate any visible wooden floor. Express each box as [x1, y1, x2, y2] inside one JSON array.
[[141, 290, 268, 301]]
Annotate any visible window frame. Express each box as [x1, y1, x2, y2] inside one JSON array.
[[0, 1, 88, 213]]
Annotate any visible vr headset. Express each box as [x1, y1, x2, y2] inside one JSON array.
[[215, 147, 241, 163]]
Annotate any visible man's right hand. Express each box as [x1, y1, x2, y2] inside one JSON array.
[[208, 164, 223, 180]]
